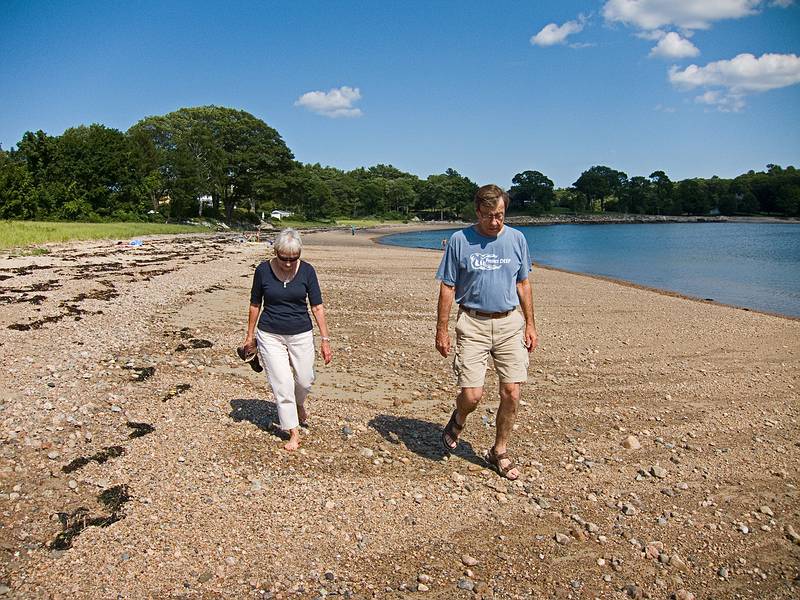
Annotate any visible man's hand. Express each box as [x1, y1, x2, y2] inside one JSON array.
[[435, 328, 451, 358], [524, 325, 538, 352]]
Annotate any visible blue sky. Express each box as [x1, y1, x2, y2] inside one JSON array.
[[1, 1, 799, 187]]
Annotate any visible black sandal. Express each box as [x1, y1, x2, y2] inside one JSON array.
[[441, 409, 465, 452], [486, 446, 520, 480], [236, 344, 263, 373]]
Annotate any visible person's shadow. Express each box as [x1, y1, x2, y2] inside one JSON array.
[[368, 414, 485, 468], [229, 398, 287, 440]]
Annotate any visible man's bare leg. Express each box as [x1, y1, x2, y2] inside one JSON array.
[[443, 387, 483, 448], [493, 382, 521, 479]]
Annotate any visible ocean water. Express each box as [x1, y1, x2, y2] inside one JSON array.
[[380, 223, 800, 318]]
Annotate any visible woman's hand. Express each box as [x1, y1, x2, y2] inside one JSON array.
[[320, 339, 333, 364]]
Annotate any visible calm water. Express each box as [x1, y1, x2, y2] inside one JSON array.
[[380, 223, 800, 317]]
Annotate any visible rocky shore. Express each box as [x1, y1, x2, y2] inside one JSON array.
[[0, 228, 798, 598]]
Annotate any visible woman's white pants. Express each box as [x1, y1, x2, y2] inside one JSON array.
[[255, 329, 315, 430]]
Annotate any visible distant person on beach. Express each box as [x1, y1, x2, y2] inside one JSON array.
[[435, 184, 538, 480], [242, 228, 333, 451], [351, 225, 356, 236]]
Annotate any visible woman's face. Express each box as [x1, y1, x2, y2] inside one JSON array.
[[275, 250, 300, 269]]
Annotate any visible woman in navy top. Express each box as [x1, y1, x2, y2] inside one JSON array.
[[242, 228, 332, 451]]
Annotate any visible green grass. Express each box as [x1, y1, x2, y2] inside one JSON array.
[[0, 220, 207, 250]]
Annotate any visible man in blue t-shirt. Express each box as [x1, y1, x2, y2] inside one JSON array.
[[435, 184, 538, 480]]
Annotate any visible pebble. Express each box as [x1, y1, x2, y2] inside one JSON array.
[[456, 578, 474, 591], [47, 451, 60, 460], [669, 554, 688, 571], [417, 574, 431, 584], [738, 524, 749, 534], [0, 584, 9, 596], [785, 524, 800, 545], [417, 583, 429, 592], [555, 533, 570, 545], [624, 584, 642, 598], [451, 472, 465, 485], [718, 566, 729, 578], [359, 448, 374, 458], [650, 465, 667, 478], [68, 480, 78, 490], [673, 590, 695, 600], [622, 503, 637, 516], [461, 555, 478, 567], [622, 435, 641, 450], [759, 505, 774, 517]]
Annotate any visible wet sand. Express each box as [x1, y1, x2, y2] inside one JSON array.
[[0, 227, 798, 598]]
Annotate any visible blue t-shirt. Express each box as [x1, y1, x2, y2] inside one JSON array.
[[250, 260, 323, 335], [435, 225, 531, 313]]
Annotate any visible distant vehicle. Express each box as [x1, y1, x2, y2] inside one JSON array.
[[271, 210, 294, 220]]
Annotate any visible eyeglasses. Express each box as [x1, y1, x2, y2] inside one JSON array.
[[276, 254, 300, 262], [478, 209, 505, 222]]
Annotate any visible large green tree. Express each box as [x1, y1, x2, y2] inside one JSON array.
[[573, 165, 628, 211], [129, 106, 294, 222], [509, 170, 554, 215]]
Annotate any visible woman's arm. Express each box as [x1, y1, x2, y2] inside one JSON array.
[[243, 303, 260, 351], [310, 303, 332, 364]]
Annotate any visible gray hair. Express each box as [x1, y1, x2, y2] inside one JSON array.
[[274, 228, 302, 256]]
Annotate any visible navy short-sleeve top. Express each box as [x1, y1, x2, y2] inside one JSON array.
[[250, 260, 323, 335]]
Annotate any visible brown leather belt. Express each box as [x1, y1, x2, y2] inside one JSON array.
[[461, 307, 512, 319]]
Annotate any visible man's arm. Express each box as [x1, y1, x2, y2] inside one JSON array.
[[435, 282, 455, 357], [516, 278, 538, 352]]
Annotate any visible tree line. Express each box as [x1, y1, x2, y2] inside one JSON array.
[[1, 105, 797, 223]]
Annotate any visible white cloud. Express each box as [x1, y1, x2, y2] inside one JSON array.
[[669, 53, 800, 111], [636, 28, 667, 40], [770, 0, 794, 7], [649, 32, 700, 58], [531, 15, 586, 46], [654, 103, 677, 112], [694, 90, 747, 111], [294, 86, 363, 118], [669, 52, 800, 92], [603, 0, 762, 30]]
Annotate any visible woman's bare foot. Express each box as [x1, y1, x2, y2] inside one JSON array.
[[284, 428, 300, 451]]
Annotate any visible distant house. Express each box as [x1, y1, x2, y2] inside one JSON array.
[[271, 210, 294, 220]]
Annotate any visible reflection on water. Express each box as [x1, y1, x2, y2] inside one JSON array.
[[380, 223, 800, 317]]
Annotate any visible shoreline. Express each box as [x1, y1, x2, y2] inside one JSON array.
[[362, 223, 800, 322]]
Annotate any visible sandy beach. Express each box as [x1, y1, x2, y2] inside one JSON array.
[[0, 225, 798, 599]]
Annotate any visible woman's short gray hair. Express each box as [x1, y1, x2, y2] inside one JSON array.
[[274, 228, 302, 256]]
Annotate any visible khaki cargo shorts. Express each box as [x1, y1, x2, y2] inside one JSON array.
[[453, 308, 529, 388]]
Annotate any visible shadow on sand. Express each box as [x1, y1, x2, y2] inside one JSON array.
[[229, 398, 288, 440], [368, 414, 485, 468]]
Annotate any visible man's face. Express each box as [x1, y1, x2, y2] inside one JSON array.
[[476, 202, 505, 236]]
